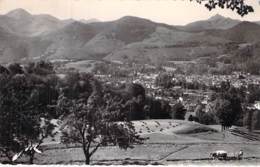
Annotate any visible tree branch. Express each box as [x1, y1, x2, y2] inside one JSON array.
[[89, 142, 102, 157]]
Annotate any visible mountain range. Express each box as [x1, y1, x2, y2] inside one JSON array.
[[0, 8, 260, 64]]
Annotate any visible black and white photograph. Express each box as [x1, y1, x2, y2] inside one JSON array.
[[0, 0, 260, 165]]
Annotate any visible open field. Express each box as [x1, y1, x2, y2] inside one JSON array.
[[9, 119, 260, 165], [34, 143, 260, 165]]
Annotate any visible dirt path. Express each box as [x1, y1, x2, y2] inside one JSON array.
[[156, 145, 189, 162]]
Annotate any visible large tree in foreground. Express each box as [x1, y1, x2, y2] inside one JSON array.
[[0, 62, 58, 164], [58, 74, 143, 164]]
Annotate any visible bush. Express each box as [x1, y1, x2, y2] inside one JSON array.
[[145, 97, 171, 119], [171, 103, 186, 120], [195, 104, 217, 125], [188, 115, 194, 121]]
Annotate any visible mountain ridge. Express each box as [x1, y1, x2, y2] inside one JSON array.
[[0, 9, 260, 64]]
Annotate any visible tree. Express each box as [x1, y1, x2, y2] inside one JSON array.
[[24, 61, 55, 76], [195, 103, 217, 125], [188, 115, 194, 121], [145, 97, 171, 119], [58, 77, 143, 164], [7, 63, 24, 75], [213, 92, 243, 130], [125, 83, 146, 120], [243, 108, 253, 131], [193, 0, 253, 16], [0, 63, 57, 164], [246, 84, 260, 104], [0, 65, 10, 75], [171, 102, 186, 120], [126, 83, 145, 100], [252, 110, 260, 130]]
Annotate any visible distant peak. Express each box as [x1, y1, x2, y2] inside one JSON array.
[[209, 14, 225, 20], [120, 16, 138, 20], [118, 16, 152, 23], [65, 20, 86, 28], [236, 21, 260, 27], [6, 8, 31, 19], [80, 18, 100, 24]]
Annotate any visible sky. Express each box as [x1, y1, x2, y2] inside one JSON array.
[[0, 0, 260, 25]]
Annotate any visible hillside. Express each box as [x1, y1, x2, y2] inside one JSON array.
[[0, 27, 30, 63], [104, 25, 229, 64], [40, 21, 100, 60], [180, 14, 240, 32], [2, 8, 64, 36], [102, 16, 159, 44], [207, 21, 260, 43], [0, 9, 260, 64]]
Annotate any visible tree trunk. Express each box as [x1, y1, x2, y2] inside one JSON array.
[[248, 110, 253, 132], [83, 146, 90, 165], [85, 155, 90, 165], [29, 152, 35, 164]]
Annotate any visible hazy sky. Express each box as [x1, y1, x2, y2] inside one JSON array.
[[0, 0, 260, 25]]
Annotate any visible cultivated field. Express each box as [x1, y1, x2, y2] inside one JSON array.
[[20, 119, 259, 165]]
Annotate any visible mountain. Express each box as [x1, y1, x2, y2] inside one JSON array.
[[0, 26, 30, 63], [80, 18, 100, 24], [38, 21, 101, 60], [39, 16, 180, 60], [181, 14, 240, 32], [1, 8, 64, 36], [62, 18, 76, 25], [6, 8, 32, 19], [206, 21, 260, 42], [102, 16, 159, 44], [254, 21, 260, 26], [38, 16, 161, 60], [0, 9, 260, 64]]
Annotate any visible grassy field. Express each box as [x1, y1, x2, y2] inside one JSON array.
[[8, 119, 260, 165]]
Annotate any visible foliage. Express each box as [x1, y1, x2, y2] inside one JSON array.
[[188, 115, 194, 121], [252, 110, 260, 130], [124, 83, 146, 120], [25, 61, 55, 75], [126, 99, 146, 120], [242, 60, 260, 75], [200, 112, 217, 125], [126, 83, 146, 100], [213, 89, 243, 130], [0, 65, 10, 75], [58, 76, 144, 164], [243, 108, 253, 131], [7, 63, 24, 75], [246, 84, 260, 104], [171, 102, 186, 120], [193, 0, 254, 16], [145, 97, 171, 119], [0, 62, 57, 164], [195, 104, 217, 125]]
